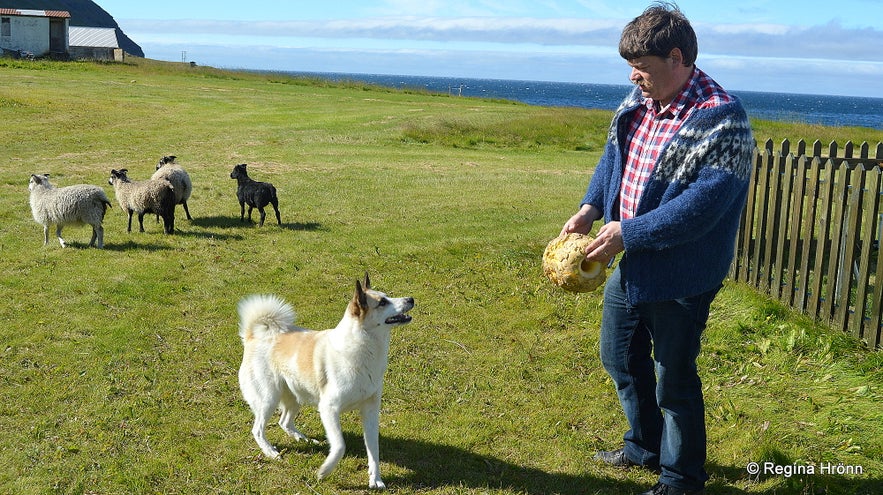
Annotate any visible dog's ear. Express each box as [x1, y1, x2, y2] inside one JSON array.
[[363, 272, 371, 290], [350, 279, 369, 317]]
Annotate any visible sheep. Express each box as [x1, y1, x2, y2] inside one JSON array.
[[230, 163, 281, 227], [151, 155, 193, 220], [108, 169, 176, 234], [28, 174, 112, 249]]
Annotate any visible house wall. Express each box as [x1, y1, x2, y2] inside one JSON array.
[[69, 46, 123, 61], [0, 15, 51, 56]]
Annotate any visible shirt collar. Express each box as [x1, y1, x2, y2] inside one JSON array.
[[643, 66, 701, 118]]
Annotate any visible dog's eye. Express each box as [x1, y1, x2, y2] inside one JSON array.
[[378, 298, 389, 306]]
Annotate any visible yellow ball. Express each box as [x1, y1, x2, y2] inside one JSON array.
[[542, 233, 606, 293]]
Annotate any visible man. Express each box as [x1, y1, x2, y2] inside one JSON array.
[[559, 3, 754, 495]]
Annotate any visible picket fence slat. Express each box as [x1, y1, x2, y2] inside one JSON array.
[[733, 140, 883, 350], [852, 168, 881, 340]]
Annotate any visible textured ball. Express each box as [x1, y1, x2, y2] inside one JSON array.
[[542, 233, 606, 293]]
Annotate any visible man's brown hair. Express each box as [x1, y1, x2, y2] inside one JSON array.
[[618, 2, 697, 66]]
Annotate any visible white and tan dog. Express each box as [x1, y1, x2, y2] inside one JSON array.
[[237, 274, 414, 490]]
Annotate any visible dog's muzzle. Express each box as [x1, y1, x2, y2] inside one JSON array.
[[385, 297, 414, 324], [385, 314, 412, 324]]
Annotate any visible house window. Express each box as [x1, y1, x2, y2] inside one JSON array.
[[1, 18, 11, 37]]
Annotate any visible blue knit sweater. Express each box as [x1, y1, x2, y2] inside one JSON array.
[[581, 86, 754, 304]]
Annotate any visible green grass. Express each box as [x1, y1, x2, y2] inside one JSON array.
[[0, 58, 881, 495]]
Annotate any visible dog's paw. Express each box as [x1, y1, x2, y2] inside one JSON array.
[[369, 478, 387, 490], [260, 448, 281, 460]]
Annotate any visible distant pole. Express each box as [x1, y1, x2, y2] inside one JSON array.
[[181, 50, 187, 63]]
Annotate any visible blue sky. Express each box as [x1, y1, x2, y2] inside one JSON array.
[[97, 0, 882, 98]]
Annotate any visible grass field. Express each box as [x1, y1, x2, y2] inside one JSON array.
[[0, 58, 881, 495]]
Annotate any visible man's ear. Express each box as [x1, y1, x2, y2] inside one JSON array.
[[668, 47, 684, 66]]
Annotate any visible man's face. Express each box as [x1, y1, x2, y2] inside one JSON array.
[[627, 50, 684, 107]]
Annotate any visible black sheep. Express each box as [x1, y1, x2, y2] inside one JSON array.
[[230, 164, 281, 227]]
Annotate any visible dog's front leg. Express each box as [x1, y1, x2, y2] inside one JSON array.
[[316, 403, 345, 481], [361, 397, 385, 490]]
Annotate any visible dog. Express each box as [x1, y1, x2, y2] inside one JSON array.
[[237, 273, 414, 489]]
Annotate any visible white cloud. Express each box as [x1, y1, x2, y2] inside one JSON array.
[[124, 16, 883, 62], [124, 17, 623, 46], [121, 14, 883, 96]]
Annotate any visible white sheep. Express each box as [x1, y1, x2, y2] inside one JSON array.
[[28, 174, 112, 248], [108, 169, 176, 234], [151, 155, 193, 220]]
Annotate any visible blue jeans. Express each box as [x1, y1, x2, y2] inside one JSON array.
[[599, 266, 719, 491]]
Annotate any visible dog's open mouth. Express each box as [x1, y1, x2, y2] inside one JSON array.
[[385, 313, 412, 324]]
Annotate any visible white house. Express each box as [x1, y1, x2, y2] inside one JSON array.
[[0, 8, 69, 58], [69, 26, 123, 61]]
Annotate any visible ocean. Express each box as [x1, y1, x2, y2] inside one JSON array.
[[280, 71, 883, 131]]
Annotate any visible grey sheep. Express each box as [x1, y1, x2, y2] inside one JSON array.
[[151, 155, 193, 220], [230, 164, 281, 227], [108, 169, 176, 234], [28, 173, 112, 249]]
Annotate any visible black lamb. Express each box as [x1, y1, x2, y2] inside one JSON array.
[[230, 164, 281, 227]]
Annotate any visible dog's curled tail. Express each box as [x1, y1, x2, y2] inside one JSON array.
[[237, 294, 296, 340]]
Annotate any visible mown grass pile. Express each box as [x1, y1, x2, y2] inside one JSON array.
[[0, 58, 880, 495]]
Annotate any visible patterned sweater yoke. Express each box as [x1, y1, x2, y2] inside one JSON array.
[[614, 89, 755, 187], [583, 85, 756, 303]]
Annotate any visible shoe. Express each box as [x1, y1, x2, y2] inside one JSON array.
[[593, 448, 660, 473], [638, 482, 706, 495], [594, 448, 637, 467]]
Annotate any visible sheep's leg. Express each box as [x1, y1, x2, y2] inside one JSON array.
[[42, 225, 50, 246], [137, 212, 146, 232], [91, 224, 104, 248], [182, 201, 192, 220], [271, 200, 281, 226], [126, 210, 134, 233], [258, 207, 266, 227], [247, 206, 255, 224], [54, 225, 66, 248], [239, 201, 246, 222], [163, 212, 175, 235]]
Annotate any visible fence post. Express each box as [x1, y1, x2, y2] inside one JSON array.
[[735, 140, 883, 349]]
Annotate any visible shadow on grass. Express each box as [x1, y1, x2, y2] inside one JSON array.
[[65, 239, 175, 252], [285, 432, 647, 494], [189, 215, 248, 229], [278, 433, 883, 494], [190, 215, 323, 232]]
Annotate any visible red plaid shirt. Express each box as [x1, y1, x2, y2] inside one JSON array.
[[619, 67, 733, 220]]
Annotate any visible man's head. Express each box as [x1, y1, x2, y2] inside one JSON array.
[[619, 2, 697, 106]]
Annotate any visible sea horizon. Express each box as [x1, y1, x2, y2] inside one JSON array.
[[259, 70, 883, 131]]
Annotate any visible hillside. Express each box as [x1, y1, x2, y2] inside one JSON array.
[[1, 0, 143, 56]]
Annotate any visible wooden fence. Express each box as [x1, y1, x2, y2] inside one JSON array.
[[731, 139, 883, 349]]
